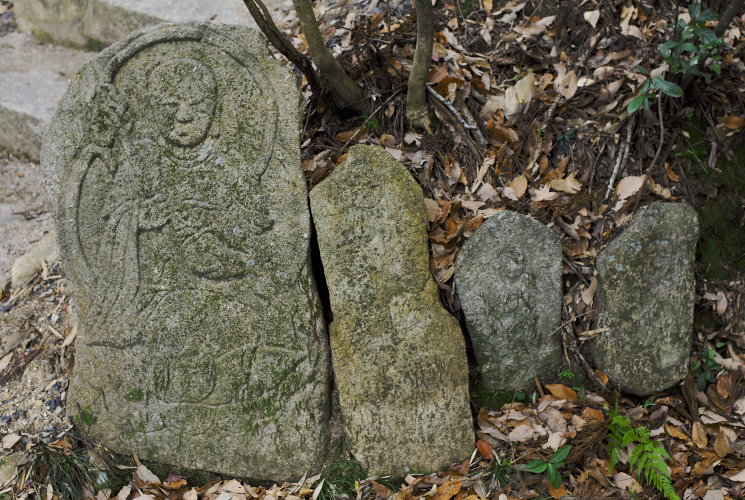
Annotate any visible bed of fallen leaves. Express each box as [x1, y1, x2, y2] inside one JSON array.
[[2, 0, 745, 499]]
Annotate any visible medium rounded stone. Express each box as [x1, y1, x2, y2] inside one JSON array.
[[456, 211, 563, 402], [310, 145, 474, 476], [590, 202, 699, 395]]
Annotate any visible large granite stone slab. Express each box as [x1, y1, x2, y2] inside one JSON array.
[[590, 203, 698, 395], [15, 0, 290, 48], [310, 145, 474, 476], [456, 211, 564, 402], [42, 23, 329, 481]]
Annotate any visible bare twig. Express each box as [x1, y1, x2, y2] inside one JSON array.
[[604, 115, 636, 202], [560, 305, 609, 393], [406, 0, 435, 131], [242, 0, 323, 99], [630, 97, 665, 213]]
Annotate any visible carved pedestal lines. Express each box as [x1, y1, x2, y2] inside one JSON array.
[[42, 23, 330, 481]]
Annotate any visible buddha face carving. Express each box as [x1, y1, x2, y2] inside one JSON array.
[[148, 58, 217, 147]]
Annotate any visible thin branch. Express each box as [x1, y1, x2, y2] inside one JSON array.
[[242, 0, 324, 99], [715, 0, 745, 37], [406, 0, 435, 131], [291, 0, 368, 112], [630, 97, 665, 213], [604, 115, 635, 202]]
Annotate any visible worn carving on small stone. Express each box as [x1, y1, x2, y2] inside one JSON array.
[[42, 23, 329, 481], [456, 211, 563, 401]]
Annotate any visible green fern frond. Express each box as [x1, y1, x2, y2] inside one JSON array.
[[607, 407, 680, 500]]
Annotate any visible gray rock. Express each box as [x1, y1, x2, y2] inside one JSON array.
[[15, 0, 291, 48], [42, 23, 329, 481], [310, 145, 473, 476], [456, 211, 563, 402], [10, 231, 59, 290], [0, 32, 91, 160], [590, 202, 698, 395]]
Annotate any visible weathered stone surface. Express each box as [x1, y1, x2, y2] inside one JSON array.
[[15, 0, 290, 48], [310, 145, 474, 476], [42, 23, 329, 480], [456, 211, 563, 401], [590, 202, 698, 395], [0, 32, 91, 159]]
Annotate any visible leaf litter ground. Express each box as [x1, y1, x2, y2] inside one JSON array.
[[2, 0, 745, 498]]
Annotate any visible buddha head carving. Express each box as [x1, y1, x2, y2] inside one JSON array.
[[147, 58, 218, 148]]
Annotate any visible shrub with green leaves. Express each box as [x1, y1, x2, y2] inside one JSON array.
[[525, 444, 571, 488], [661, 3, 723, 81], [607, 409, 679, 500], [628, 2, 724, 114]]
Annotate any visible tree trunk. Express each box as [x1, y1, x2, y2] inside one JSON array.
[[406, 0, 435, 132], [292, 0, 368, 112]]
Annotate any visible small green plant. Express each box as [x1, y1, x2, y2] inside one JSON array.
[[627, 67, 683, 114], [607, 408, 679, 500], [691, 346, 723, 390], [25, 444, 98, 500], [628, 3, 724, 114], [525, 445, 572, 488], [661, 3, 723, 81], [314, 458, 367, 500]]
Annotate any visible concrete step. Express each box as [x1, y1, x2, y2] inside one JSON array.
[[0, 32, 92, 160], [15, 0, 291, 48]]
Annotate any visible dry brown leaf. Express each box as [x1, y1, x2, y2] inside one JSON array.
[[549, 483, 569, 498], [136, 464, 161, 485], [666, 424, 689, 441], [0, 353, 12, 373], [616, 175, 645, 200], [483, 0, 493, 11], [581, 276, 598, 305], [1, 433, 21, 449], [723, 115, 745, 130], [557, 70, 579, 100], [714, 428, 735, 457], [513, 15, 556, 36], [508, 174, 528, 199], [665, 163, 681, 182], [545, 384, 578, 400], [477, 439, 494, 460], [335, 128, 364, 142], [582, 407, 605, 422], [584, 10, 600, 29], [514, 73, 538, 103], [530, 184, 559, 201], [595, 369, 609, 386], [431, 481, 462, 500], [693, 421, 708, 449], [548, 172, 582, 194], [692, 456, 720, 476], [424, 199, 443, 223]]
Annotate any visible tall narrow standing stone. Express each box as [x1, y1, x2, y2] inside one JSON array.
[[590, 203, 698, 395], [310, 145, 473, 476], [42, 23, 330, 480], [456, 211, 563, 403]]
